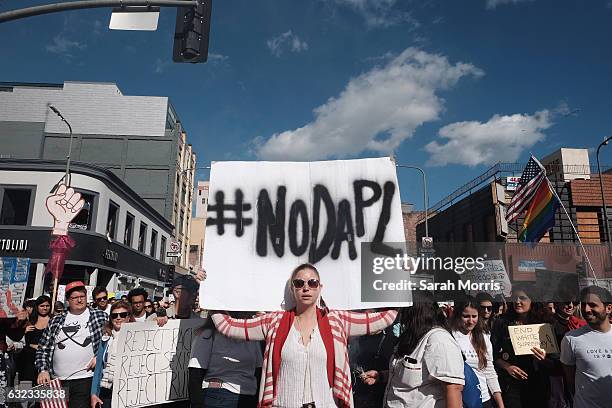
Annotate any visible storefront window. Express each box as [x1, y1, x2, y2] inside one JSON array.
[[138, 221, 147, 252], [160, 236, 167, 263], [70, 192, 95, 231], [124, 212, 134, 246], [0, 187, 33, 226], [107, 201, 119, 240], [150, 229, 158, 258]]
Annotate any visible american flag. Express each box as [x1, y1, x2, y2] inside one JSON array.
[[506, 156, 546, 223], [41, 378, 68, 408]]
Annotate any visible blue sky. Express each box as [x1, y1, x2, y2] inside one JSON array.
[[1, 0, 612, 209]]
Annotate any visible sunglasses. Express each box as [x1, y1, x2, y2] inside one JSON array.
[[111, 312, 129, 319], [562, 301, 577, 306], [480, 306, 493, 311], [145, 305, 154, 309], [514, 295, 530, 301], [95, 296, 108, 302], [292, 278, 320, 289]]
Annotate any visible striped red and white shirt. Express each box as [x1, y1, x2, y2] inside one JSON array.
[[212, 309, 397, 408]]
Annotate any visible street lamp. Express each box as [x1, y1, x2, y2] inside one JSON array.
[[596, 136, 612, 250], [396, 164, 429, 239], [48, 105, 74, 186]]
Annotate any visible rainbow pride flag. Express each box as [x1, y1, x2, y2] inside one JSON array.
[[518, 178, 559, 243]]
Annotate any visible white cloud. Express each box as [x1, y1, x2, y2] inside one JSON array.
[[253, 48, 484, 161], [208, 52, 229, 62], [154, 58, 170, 74], [330, 0, 419, 28], [45, 34, 86, 57], [424, 110, 552, 166], [485, 0, 534, 10], [266, 31, 309, 57]]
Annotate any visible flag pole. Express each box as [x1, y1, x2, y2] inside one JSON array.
[[546, 178, 599, 284]]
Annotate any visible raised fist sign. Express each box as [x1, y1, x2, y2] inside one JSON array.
[[45, 184, 85, 236]]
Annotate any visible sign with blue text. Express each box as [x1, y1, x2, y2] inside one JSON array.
[[0, 257, 30, 318]]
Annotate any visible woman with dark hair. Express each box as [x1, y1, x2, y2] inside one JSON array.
[[362, 295, 464, 408], [16, 295, 51, 385], [491, 283, 551, 408], [451, 296, 504, 408], [90, 300, 134, 408], [211, 263, 397, 408]]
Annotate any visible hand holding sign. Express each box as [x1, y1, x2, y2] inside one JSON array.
[[46, 184, 85, 236], [508, 323, 559, 356]]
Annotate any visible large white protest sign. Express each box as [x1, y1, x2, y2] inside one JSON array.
[[0, 257, 30, 318], [111, 319, 202, 408], [200, 157, 407, 311], [461, 260, 512, 297]]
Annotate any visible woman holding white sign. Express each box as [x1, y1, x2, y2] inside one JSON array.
[[491, 283, 550, 408], [450, 296, 504, 408], [211, 263, 397, 408], [90, 300, 134, 408]]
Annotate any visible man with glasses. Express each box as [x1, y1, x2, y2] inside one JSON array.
[[92, 286, 111, 316], [127, 287, 161, 322], [35, 281, 107, 408]]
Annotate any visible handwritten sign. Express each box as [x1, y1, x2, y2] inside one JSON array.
[[111, 319, 202, 408], [0, 257, 30, 318], [461, 260, 511, 297], [200, 157, 406, 311], [508, 323, 559, 355]]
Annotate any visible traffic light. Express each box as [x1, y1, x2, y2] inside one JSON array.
[[172, 0, 212, 63], [165, 265, 176, 287]]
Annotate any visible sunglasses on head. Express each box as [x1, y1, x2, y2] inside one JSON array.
[[292, 278, 320, 289], [111, 312, 129, 319]]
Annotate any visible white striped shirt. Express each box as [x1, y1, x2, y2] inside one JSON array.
[[275, 325, 335, 408]]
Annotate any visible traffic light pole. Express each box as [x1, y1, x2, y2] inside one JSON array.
[[0, 0, 196, 23]]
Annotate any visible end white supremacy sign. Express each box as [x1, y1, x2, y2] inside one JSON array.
[[200, 157, 407, 311]]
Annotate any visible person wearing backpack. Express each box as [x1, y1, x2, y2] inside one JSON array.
[[361, 295, 464, 408], [451, 296, 505, 408]]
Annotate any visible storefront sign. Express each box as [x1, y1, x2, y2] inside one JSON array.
[[506, 176, 521, 191], [103, 248, 119, 262], [0, 239, 28, 252]]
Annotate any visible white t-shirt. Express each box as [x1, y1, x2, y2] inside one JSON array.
[[133, 313, 147, 322], [452, 330, 492, 402], [384, 328, 464, 408], [560, 324, 612, 408], [203, 332, 263, 396], [52, 309, 94, 380]]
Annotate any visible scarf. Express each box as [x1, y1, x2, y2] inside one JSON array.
[[271, 308, 335, 398]]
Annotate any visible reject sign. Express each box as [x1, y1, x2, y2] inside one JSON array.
[[508, 323, 559, 355]]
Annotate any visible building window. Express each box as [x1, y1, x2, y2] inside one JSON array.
[[124, 212, 135, 246], [198, 190, 201, 196], [0, 188, 33, 226], [138, 222, 147, 252], [106, 201, 119, 240], [70, 192, 96, 231], [160, 236, 167, 263], [180, 210, 185, 235], [201, 198, 206, 205], [150, 229, 158, 258], [181, 182, 187, 202]]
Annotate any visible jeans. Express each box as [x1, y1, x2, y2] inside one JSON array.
[[203, 388, 257, 408], [64, 377, 92, 408]]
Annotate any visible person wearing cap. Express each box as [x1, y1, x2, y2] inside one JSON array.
[[35, 281, 108, 408]]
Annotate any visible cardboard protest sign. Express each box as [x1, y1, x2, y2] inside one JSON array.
[[0, 257, 30, 318], [508, 323, 559, 355], [111, 319, 202, 408], [201, 157, 407, 311], [461, 260, 512, 297]]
